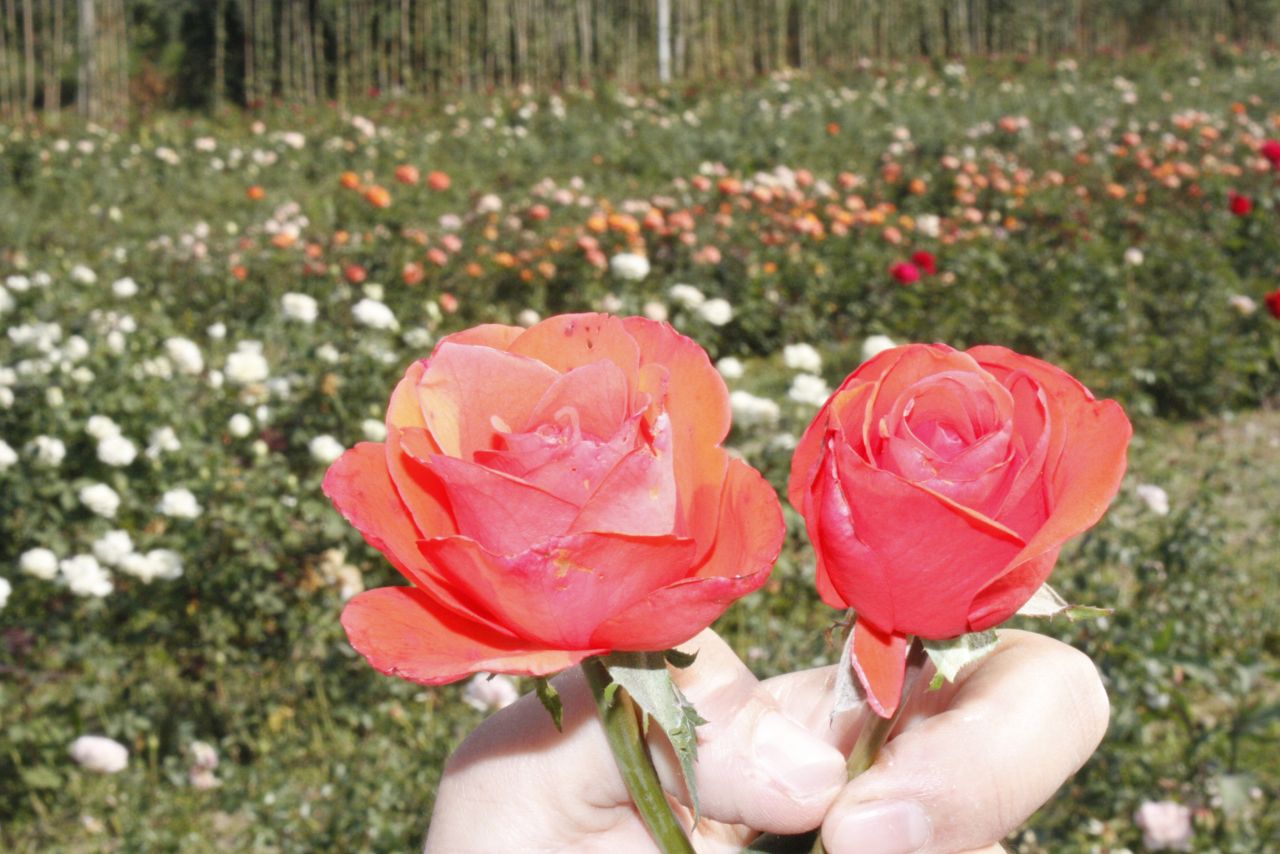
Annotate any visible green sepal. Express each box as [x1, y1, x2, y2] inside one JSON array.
[[534, 677, 563, 732], [604, 650, 707, 823], [1017, 582, 1113, 622], [923, 630, 1000, 690]]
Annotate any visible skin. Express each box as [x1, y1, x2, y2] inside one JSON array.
[[427, 629, 1109, 854]]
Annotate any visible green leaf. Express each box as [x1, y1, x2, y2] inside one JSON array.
[[1016, 583, 1112, 622], [604, 650, 707, 823], [923, 631, 1000, 687], [534, 677, 563, 732]]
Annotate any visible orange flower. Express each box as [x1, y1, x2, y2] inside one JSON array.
[[426, 171, 451, 191], [395, 164, 420, 185], [364, 185, 392, 208], [340, 171, 362, 190], [246, 185, 265, 201]]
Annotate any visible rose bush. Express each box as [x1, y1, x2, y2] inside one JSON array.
[[788, 343, 1131, 714], [325, 313, 784, 684]]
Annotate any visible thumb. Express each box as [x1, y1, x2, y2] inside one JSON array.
[[647, 630, 848, 836]]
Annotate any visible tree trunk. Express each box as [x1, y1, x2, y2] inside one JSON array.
[[76, 0, 94, 117], [214, 0, 226, 109]]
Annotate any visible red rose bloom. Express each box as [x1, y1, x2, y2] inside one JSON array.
[[788, 344, 1130, 715], [890, 261, 920, 285], [910, 250, 937, 275], [1265, 288, 1280, 319], [1229, 192, 1253, 217], [325, 314, 783, 684], [1260, 139, 1280, 168]]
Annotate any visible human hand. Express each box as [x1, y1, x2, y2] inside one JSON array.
[[425, 628, 1109, 853]]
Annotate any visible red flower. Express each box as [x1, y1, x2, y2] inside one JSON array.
[[325, 314, 783, 684], [890, 261, 920, 284], [788, 344, 1130, 716], [1265, 288, 1280, 319], [910, 250, 937, 275], [1260, 139, 1280, 167], [1229, 191, 1253, 217]]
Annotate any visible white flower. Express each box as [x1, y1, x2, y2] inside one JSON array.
[[5, 274, 30, 292], [29, 435, 66, 466], [0, 575, 9, 610], [97, 434, 138, 467], [0, 438, 16, 470], [60, 554, 113, 597], [361, 419, 387, 442], [187, 740, 221, 789], [476, 193, 503, 214], [309, 435, 345, 464], [146, 426, 181, 458], [730, 390, 781, 427], [228, 413, 254, 438], [70, 264, 98, 285], [1228, 294, 1257, 315], [642, 300, 668, 321], [609, 253, 651, 281], [716, 356, 745, 380], [916, 213, 941, 238], [1123, 247, 1145, 267], [697, 298, 733, 326], [281, 292, 319, 324], [0, 286, 13, 315], [316, 343, 342, 363], [92, 531, 134, 567], [668, 283, 706, 309], [516, 308, 541, 327], [147, 549, 184, 581], [79, 483, 121, 518], [463, 674, 520, 712], [1136, 484, 1170, 516], [111, 277, 139, 298], [225, 348, 270, 385], [600, 293, 624, 313], [46, 387, 64, 407], [861, 334, 898, 362], [783, 343, 823, 373], [86, 415, 121, 440], [788, 373, 832, 407], [207, 322, 227, 339], [69, 736, 128, 773], [157, 488, 202, 519], [1134, 801, 1193, 851], [19, 547, 60, 580], [352, 298, 398, 330], [0, 388, 12, 408], [165, 337, 204, 375]]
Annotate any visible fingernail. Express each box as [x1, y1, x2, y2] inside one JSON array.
[[830, 800, 932, 854], [754, 712, 845, 802]]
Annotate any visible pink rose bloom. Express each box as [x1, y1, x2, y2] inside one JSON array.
[[1134, 800, 1193, 851]]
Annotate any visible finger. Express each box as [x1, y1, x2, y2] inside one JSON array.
[[810, 630, 1109, 854], [649, 629, 848, 836]]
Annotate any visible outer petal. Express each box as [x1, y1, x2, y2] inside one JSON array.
[[591, 457, 782, 649], [419, 533, 697, 650], [436, 322, 526, 351], [967, 397, 1130, 628], [851, 618, 909, 718], [826, 439, 1026, 638], [788, 384, 872, 512], [622, 316, 733, 561], [341, 587, 601, 685], [510, 313, 642, 385], [322, 443, 495, 627]]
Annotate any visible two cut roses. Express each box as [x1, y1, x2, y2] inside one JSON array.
[[325, 315, 1130, 703]]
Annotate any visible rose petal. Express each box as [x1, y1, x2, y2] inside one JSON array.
[[417, 341, 559, 458], [510, 313, 642, 387], [622, 317, 732, 562], [525, 359, 630, 440], [419, 533, 696, 649], [593, 458, 782, 649], [570, 413, 678, 537], [968, 397, 1130, 629], [825, 438, 1026, 638], [789, 384, 872, 511], [342, 586, 599, 684], [850, 618, 909, 718], [386, 427, 456, 538], [425, 455, 581, 555], [323, 444, 494, 626]]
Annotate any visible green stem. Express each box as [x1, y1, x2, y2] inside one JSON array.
[[582, 657, 695, 854], [809, 637, 929, 854]]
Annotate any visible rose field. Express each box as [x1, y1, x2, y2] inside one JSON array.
[[2, 48, 1280, 851]]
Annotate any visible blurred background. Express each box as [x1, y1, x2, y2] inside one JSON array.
[[1, 1, 1278, 851]]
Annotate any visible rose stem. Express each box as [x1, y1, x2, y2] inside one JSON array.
[[582, 657, 696, 854], [809, 637, 929, 854]]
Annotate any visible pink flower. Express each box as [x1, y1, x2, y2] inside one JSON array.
[[1134, 800, 1193, 851]]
